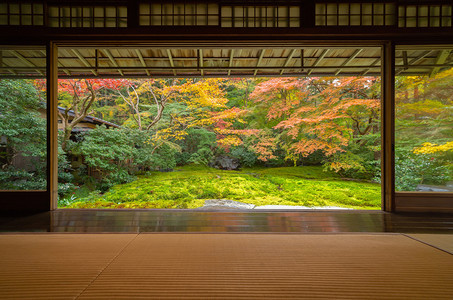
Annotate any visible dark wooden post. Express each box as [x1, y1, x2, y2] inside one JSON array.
[[381, 42, 395, 212], [47, 41, 58, 210]]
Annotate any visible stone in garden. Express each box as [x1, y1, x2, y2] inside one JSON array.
[[416, 184, 453, 192], [212, 156, 240, 170], [198, 199, 255, 210]]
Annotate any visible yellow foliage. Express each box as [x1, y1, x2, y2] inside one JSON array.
[[413, 141, 453, 154], [216, 136, 243, 147]]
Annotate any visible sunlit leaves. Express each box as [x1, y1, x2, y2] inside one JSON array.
[[250, 76, 380, 167], [413, 141, 453, 155]]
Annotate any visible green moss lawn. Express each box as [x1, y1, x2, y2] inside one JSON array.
[[62, 165, 381, 209]]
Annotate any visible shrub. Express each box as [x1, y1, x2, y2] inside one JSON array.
[[143, 141, 179, 171], [177, 128, 217, 166], [394, 149, 452, 191], [0, 80, 48, 190], [230, 146, 257, 167]]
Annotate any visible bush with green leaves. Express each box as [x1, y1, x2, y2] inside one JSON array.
[[127, 129, 180, 172], [78, 126, 135, 173], [74, 126, 136, 190], [176, 128, 216, 166], [325, 149, 381, 180], [74, 126, 181, 191], [57, 147, 76, 196], [230, 146, 257, 167], [137, 140, 180, 171], [0, 79, 47, 190], [394, 149, 452, 191]]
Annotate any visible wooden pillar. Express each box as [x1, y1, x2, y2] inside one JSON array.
[[381, 42, 395, 212], [46, 42, 58, 210]]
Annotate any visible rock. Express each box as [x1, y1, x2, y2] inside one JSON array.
[[195, 200, 352, 210], [212, 156, 240, 170], [197, 199, 255, 210], [416, 184, 453, 192], [254, 205, 352, 210]]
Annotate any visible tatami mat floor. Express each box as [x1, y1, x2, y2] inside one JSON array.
[[1, 233, 452, 299]]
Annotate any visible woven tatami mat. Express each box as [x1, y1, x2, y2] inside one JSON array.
[[406, 234, 453, 254], [1, 234, 452, 299]]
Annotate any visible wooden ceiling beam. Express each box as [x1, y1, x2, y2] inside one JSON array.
[[361, 57, 381, 76], [430, 50, 450, 77], [334, 49, 363, 76], [403, 51, 408, 70], [135, 49, 150, 76], [254, 49, 266, 76], [308, 49, 329, 76], [396, 50, 431, 75], [103, 49, 124, 76], [56, 55, 387, 62], [0, 50, 16, 75], [40, 49, 71, 76], [166, 49, 177, 77], [33, 65, 385, 71], [280, 49, 296, 76], [199, 49, 204, 76], [9, 50, 44, 76], [72, 49, 97, 76], [228, 49, 234, 76]]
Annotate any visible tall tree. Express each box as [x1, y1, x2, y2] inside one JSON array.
[[163, 78, 258, 148], [35, 79, 119, 152], [108, 79, 182, 131], [250, 77, 380, 168]]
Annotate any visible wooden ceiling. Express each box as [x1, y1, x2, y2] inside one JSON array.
[[0, 46, 452, 78]]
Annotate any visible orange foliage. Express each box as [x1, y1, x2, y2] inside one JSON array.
[[250, 76, 380, 162]]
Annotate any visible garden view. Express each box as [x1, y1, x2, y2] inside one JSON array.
[[0, 68, 452, 209]]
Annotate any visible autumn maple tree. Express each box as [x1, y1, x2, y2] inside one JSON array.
[[250, 76, 380, 170], [35, 79, 122, 152], [106, 79, 183, 131], [146, 78, 258, 148]]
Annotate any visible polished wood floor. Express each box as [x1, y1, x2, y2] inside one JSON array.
[[1, 209, 452, 233]]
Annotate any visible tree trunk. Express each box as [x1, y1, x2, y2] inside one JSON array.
[[61, 128, 72, 152]]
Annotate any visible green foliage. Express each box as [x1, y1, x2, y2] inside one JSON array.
[[0, 169, 46, 190], [74, 126, 136, 191], [78, 126, 135, 172], [230, 146, 257, 167], [0, 80, 46, 161], [142, 141, 179, 171], [394, 68, 453, 191], [395, 150, 452, 191], [130, 129, 180, 171], [72, 126, 181, 191], [57, 148, 76, 196], [63, 165, 381, 209], [51, 71, 453, 207], [176, 128, 216, 165], [0, 79, 47, 190]]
